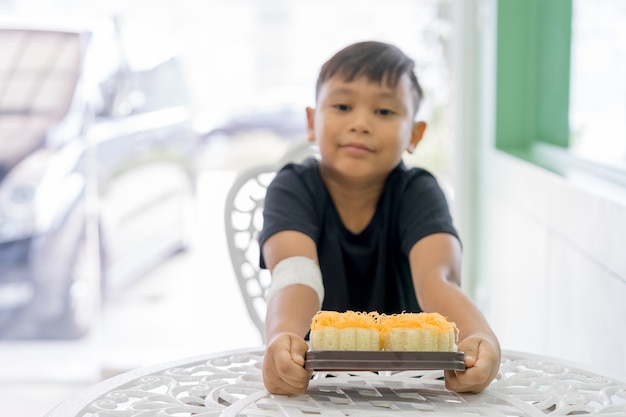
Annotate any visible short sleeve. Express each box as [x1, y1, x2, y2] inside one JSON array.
[[258, 160, 321, 267], [398, 171, 459, 254]]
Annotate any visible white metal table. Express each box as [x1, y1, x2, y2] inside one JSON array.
[[45, 347, 626, 416]]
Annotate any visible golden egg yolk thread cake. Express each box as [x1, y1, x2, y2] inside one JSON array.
[[309, 310, 381, 351], [379, 312, 457, 352], [309, 310, 458, 352]]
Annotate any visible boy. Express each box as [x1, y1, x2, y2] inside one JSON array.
[[259, 41, 500, 395]]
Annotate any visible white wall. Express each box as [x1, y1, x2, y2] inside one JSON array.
[[475, 150, 626, 379]]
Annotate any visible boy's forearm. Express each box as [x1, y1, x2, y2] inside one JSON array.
[[420, 279, 499, 349], [449, 299, 499, 348], [265, 285, 320, 343]]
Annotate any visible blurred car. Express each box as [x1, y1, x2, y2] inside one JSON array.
[[0, 16, 198, 339], [198, 88, 311, 170], [202, 102, 307, 143]]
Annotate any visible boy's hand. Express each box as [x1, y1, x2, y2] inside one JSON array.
[[444, 334, 501, 393], [263, 332, 312, 395]]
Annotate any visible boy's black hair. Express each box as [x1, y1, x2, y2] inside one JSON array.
[[315, 41, 424, 114]]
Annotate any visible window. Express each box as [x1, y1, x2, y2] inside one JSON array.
[[569, 0, 626, 168], [495, 0, 626, 186], [0, 30, 80, 118]]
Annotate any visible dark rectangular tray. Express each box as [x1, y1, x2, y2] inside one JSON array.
[[305, 350, 465, 371]]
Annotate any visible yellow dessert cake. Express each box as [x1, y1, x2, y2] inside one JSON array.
[[380, 312, 457, 352], [309, 310, 380, 351], [309, 310, 458, 352]]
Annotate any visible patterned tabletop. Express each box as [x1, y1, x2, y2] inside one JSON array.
[[45, 347, 626, 417]]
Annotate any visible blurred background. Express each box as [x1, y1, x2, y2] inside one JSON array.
[[1, 0, 626, 416]]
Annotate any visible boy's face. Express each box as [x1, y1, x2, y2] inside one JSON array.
[[307, 74, 425, 184]]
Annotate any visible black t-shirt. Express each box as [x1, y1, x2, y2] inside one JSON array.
[[259, 157, 459, 314]]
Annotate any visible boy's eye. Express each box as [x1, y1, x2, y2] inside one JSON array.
[[333, 104, 351, 111], [376, 108, 395, 116]]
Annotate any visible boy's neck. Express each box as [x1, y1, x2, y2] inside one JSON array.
[[320, 168, 386, 234]]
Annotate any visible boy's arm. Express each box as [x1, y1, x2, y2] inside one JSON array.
[[409, 232, 501, 392], [262, 230, 320, 394], [263, 230, 320, 338]]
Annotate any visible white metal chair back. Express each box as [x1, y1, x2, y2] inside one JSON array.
[[224, 142, 319, 342]]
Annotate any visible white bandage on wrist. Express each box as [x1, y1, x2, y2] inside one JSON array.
[[267, 256, 324, 308]]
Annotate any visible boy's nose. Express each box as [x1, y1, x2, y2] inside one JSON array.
[[348, 109, 371, 134]]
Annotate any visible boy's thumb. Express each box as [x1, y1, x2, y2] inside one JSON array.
[[460, 339, 480, 368]]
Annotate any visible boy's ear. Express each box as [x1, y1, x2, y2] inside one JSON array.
[[306, 107, 316, 142], [407, 121, 427, 154]]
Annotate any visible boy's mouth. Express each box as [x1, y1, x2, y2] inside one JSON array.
[[340, 142, 373, 155]]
